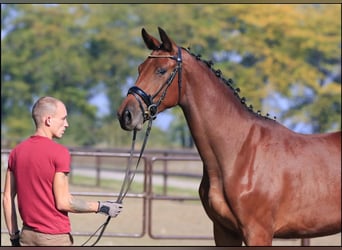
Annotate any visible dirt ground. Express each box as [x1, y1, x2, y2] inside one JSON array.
[[69, 198, 341, 246], [70, 197, 341, 246], [1, 190, 340, 246]]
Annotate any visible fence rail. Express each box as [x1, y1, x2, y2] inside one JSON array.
[[1, 148, 312, 246]]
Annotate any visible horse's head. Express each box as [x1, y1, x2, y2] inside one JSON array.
[[117, 27, 183, 131]]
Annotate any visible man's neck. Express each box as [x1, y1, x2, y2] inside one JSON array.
[[34, 128, 52, 139]]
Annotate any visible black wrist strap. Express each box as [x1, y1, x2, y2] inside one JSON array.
[[98, 204, 110, 214], [10, 238, 20, 246], [9, 230, 20, 237]]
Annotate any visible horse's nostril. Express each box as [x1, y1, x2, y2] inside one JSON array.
[[124, 109, 132, 124]]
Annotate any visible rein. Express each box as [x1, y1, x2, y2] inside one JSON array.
[[83, 46, 183, 246], [82, 120, 153, 246]]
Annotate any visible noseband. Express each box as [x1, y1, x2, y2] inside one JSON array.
[[127, 46, 183, 121]]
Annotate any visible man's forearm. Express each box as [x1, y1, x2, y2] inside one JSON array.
[[68, 196, 98, 213], [3, 196, 19, 237]]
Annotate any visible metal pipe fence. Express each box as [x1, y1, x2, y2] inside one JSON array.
[[1, 148, 312, 245]]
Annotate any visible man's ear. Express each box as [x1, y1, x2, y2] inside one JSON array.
[[45, 116, 52, 126]]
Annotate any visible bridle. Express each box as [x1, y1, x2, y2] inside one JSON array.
[[82, 46, 183, 246], [127, 46, 183, 121]]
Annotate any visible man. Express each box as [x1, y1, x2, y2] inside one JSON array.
[[3, 96, 123, 246]]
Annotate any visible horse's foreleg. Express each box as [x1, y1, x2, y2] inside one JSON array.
[[242, 225, 273, 246], [213, 222, 243, 246]]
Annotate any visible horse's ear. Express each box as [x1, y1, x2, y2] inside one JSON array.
[[142, 28, 161, 50], [158, 27, 175, 52]]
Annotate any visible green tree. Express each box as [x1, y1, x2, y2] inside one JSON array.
[[1, 4, 340, 149]]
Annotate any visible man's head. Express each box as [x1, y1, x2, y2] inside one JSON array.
[[32, 96, 69, 139]]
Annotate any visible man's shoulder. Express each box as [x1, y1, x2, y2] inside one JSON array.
[[13, 136, 69, 154], [49, 140, 70, 154], [10, 136, 32, 151]]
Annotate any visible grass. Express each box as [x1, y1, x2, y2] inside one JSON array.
[[70, 174, 199, 197]]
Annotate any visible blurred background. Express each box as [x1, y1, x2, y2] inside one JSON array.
[[1, 4, 341, 246], [1, 4, 341, 150]]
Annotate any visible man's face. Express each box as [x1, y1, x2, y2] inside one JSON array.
[[50, 102, 69, 139]]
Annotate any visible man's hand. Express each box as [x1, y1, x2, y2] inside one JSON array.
[[97, 201, 123, 217], [10, 237, 20, 246], [10, 230, 20, 246]]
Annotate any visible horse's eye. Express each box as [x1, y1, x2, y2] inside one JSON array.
[[156, 67, 167, 75]]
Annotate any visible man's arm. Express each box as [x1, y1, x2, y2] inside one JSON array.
[[54, 172, 123, 217], [53, 172, 98, 213], [2, 169, 20, 240]]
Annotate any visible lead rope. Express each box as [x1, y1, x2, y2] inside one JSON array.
[[81, 119, 153, 246]]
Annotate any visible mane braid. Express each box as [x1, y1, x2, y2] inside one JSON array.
[[185, 47, 276, 121]]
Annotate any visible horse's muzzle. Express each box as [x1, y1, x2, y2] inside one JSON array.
[[117, 102, 144, 131]]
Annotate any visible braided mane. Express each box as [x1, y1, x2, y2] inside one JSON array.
[[184, 47, 276, 121]]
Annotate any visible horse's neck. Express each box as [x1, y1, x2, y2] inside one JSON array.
[[179, 61, 257, 166]]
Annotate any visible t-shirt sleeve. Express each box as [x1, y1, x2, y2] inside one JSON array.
[[54, 146, 71, 173], [7, 150, 15, 172]]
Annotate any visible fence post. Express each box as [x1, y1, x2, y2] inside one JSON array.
[[146, 156, 153, 238], [301, 238, 310, 246], [95, 154, 101, 187], [162, 152, 168, 195]]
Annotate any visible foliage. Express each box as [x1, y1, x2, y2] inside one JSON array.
[[1, 4, 340, 148]]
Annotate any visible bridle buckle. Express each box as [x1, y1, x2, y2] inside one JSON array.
[[146, 104, 158, 120]]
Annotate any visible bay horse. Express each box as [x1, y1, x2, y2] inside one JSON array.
[[117, 27, 341, 246]]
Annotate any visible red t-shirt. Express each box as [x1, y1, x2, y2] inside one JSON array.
[[8, 135, 71, 234]]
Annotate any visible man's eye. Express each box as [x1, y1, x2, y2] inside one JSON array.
[[156, 68, 167, 75]]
